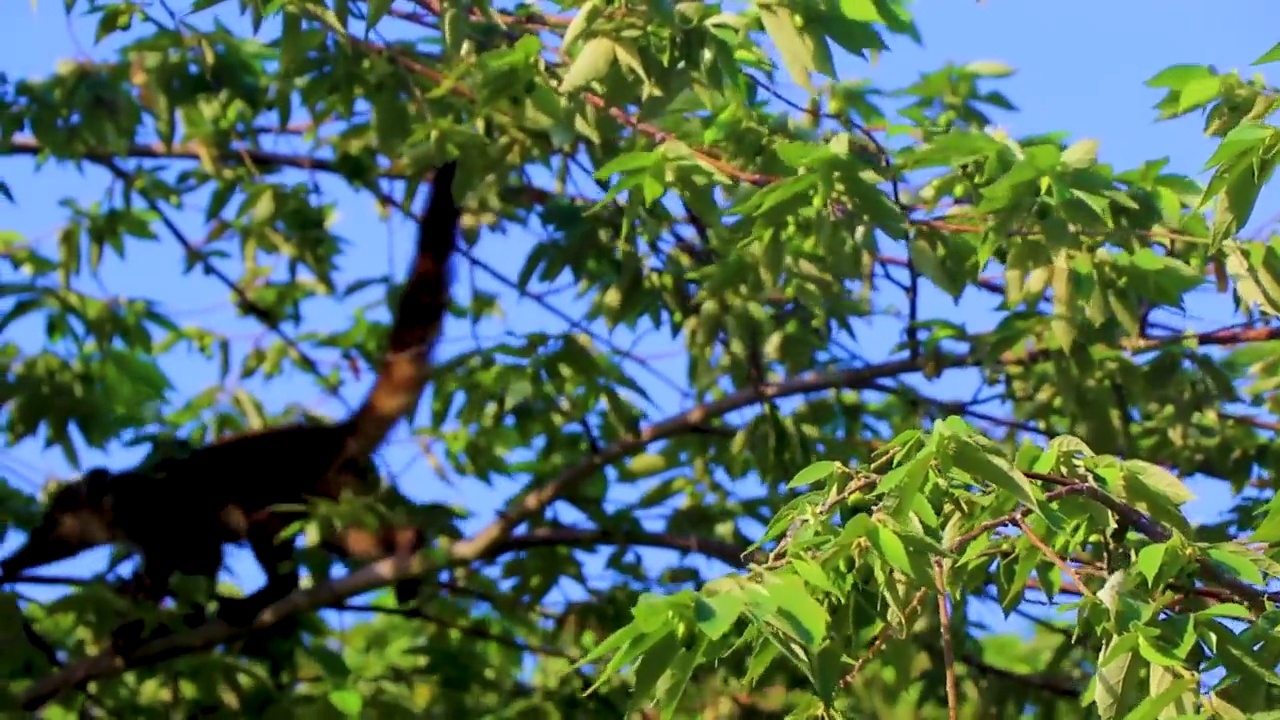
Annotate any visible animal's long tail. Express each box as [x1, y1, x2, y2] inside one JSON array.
[[339, 161, 461, 458]]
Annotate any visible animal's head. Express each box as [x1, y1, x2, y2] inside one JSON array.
[[0, 469, 121, 579]]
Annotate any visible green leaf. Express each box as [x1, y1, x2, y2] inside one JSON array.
[[758, 6, 832, 91], [1098, 569, 1129, 620], [1145, 64, 1215, 90], [560, 37, 616, 93], [1203, 122, 1274, 170], [1177, 75, 1222, 113], [365, 0, 392, 29], [656, 640, 705, 720], [775, 140, 835, 168], [964, 60, 1015, 78], [1253, 41, 1280, 66], [595, 150, 662, 178], [734, 173, 821, 216], [561, 0, 603, 51], [744, 637, 780, 687], [95, 3, 137, 41], [1210, 148, 1277, 247], [1195, 603, 1253, 620], [1061, 138, 1100, 168], [327, 688, 363, 716], [948, 438, 1040, 511], [693, 592, 746, 640], [308, 645, 352, 680], [1122, 461, 1195, 506], [788, 460, 839, 488], [838, 513, 872, 544], [1250, 497, 1280, 543], [880, 447, 934, 521], [1135, 543, 1167, 587], [1223, 240, 1280, 314], [1117, 461, 1195, 533], [1205, 546, 1264, 586], [630, 632, 683, 706], [626, 452, 671, 479], [1198, 618, 1280, 688], [593, 624, 673, 696], [1094, 634, 1145, 720], [1122, 672, 1197, 720], [575, 620, 643, 669], [752, 573, 829, 647], [791, 557, 838, 595], [869, 523, 931, 581], [1135, 635, 1185, 668], [821, 8, 887, 58]]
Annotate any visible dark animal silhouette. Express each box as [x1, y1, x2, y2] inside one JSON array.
[[0, 160, 462, 639]]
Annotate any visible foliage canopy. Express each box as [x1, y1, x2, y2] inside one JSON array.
[[3, 1, 1280, 718]]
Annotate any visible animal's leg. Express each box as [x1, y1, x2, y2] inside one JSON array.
[[109, 563, 175, 656], [111, 542, 224, 654], [218, 518, 298, 627], [385, 526, 426, 607], [322, 525, 424, 606]]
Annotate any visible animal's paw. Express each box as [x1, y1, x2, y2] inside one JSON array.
[[217, 597, 263, 627], [110, 619, 171, 656], [180, 607, 210, 629], [109, 619, 145, 655], [394, 579, 423, 607]]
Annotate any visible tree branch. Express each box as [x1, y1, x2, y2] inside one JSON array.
[[494, 526, 763, 568], [19, 319, 1280, 707], [957, 650, 1082, 700]]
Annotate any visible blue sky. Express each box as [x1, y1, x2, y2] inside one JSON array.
[[2, 0, 1278, 654]]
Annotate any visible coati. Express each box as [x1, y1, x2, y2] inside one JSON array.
[[0, 160, 462, 640]]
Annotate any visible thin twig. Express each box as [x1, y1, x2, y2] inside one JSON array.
[[90, 157, 348, 407], [841, 587, 929, 687], [1014, 516, 1094, 599], [933, 559, 959, 720]]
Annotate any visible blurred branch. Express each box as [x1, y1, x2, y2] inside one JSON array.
[[492, 526, 764, 567], [23, 349, 1275, 706]]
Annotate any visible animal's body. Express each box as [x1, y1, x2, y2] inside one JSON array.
[[2, 425, 418, 619], [1, 160, 462, 636]]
